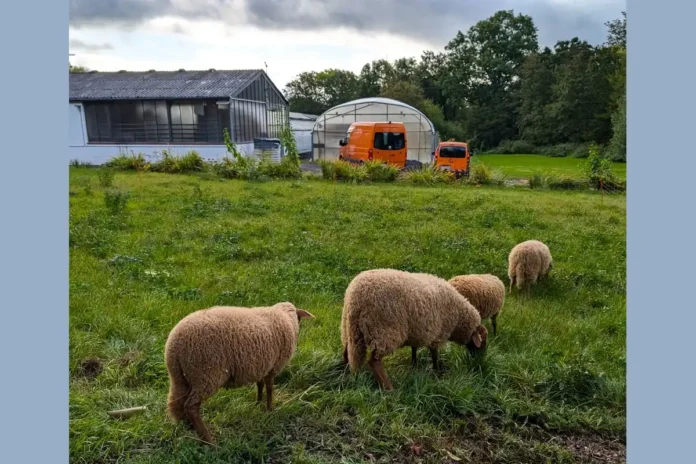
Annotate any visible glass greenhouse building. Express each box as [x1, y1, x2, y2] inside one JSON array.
[[312, 97, 438, 163]]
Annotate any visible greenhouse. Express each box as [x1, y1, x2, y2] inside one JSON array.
[[312, 97, 438, 163]]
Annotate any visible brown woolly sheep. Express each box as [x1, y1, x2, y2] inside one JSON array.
[[448, 274, 506, 335], [508, 240, 553, 291], [341, 269, 488, 391], [164, 302, 314, 444]]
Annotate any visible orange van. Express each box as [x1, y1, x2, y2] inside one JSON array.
[[338, 122, 408, 168], [433, 140, 471, 177]]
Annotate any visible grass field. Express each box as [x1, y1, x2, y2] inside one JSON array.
[[70, 169, 626, 463], [472, 154, 627, 180]]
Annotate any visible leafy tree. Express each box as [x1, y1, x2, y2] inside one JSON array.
[[443, 10, 539, 148], [518, 48, 556, 145], [284, 69, 359, 114], [283, 72, 325, 114], [69, 63, 87, 73], [605, 11, 627, 48], [358, 59, 396, 97]]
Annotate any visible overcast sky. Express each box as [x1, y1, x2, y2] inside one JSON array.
[[69, 0, 625, 90]]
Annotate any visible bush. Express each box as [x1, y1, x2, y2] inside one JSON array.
[[468, 163, 492, 185], [584, 143, 615, 189], [150, 150, 204, 173], [491, 140, 538, 155], [398, 165, 454, 186], [529, 173, 544, 189], [538, 143, 602, 159], [364, 161, 399, 182], [97, 168, 115, 188], [103, 189, 130, 215], [106, 153, 148, 170], [318, 160, 366, 183]]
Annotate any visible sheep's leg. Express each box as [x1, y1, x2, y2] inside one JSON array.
[[430, 348, 441, 373], [184, 397, 213, 445], [342, 346, 349, 365], [368, 351, 394, 391], [256, 381, 264, 403], [264, 374, 274, 411], [411, 346, 418, 367], [491, 314, 498, 336]]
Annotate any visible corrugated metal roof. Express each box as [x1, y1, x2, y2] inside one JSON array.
[[69, 69, 264, 101], [289, 112, 318, 121]]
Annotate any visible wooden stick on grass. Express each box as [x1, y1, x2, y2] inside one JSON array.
[[107, 406, 147, 419]]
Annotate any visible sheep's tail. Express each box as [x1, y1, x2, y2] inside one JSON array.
[[346, 308, 367, 374], [166, 356, 190, 422]]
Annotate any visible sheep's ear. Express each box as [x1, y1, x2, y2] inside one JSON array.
[[472, 325, 488, 348], [296, 309, 315, 320]]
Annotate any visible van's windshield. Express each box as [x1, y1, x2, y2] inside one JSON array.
[[374, 132, 405, 150], [440, 146, 467, 158]]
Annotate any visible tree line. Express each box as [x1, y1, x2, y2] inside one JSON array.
[[283, 10, 626, 161]]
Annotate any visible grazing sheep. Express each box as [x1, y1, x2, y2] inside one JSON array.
[[508, 240, 553, 291], [341, 269, 488, 391], [164, 302, 314, 444], [448, 274, 505, 335]]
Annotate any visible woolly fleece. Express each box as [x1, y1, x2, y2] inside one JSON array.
[[508, 240, 553, 290], [164, 302, 311, 440], [448, 274, 506, 320], [342, 269, 485, 375]]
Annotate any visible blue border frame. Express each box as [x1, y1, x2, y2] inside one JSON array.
[[0, 0, 68, 460], [628, 1, 696, 462]]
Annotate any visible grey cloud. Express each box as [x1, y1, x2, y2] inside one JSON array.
[[69, 0, 226, 28], [69, 39, 114, 52], [69, 0, 625, 47]]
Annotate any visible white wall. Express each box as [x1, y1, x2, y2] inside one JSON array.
[[68, 103, 254, 165], [293, 130, 313, 155]]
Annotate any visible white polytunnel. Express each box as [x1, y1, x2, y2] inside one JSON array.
[[312, 97, 439, 163]]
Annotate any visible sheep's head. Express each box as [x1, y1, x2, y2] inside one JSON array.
[[465, 325, 488, 355]]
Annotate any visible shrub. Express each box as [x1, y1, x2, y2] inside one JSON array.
[[103, 189, 130, 215], [537, 143, 602, 159], [468, 163, 493, 185], [364, 161, 399, 182], [491, 140, 538, 155], [529, 173, 544, 189], [97, 168, 115, 188], [318, 160, 368, 183], [209, 156, 243, 179], [584, 143, 615, 189], [398, 164, 454, 186], [279, 125, 301, 169], [106, 153, 148, 170], [150, 150, 204, 173]]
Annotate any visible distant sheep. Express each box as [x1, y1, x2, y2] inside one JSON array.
[[508, 240, 553, 291], [448, 274, 505, 335], [164, 302, 314, 444], [341, 269, 488, 391]]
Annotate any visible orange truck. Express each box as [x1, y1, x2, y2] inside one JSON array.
[[433, 140, 471, 177], [338, 122, 408, 168]]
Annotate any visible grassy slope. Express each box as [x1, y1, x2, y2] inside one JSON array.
[[472, 154, 627, 180], [70, 169, 626, 463]]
